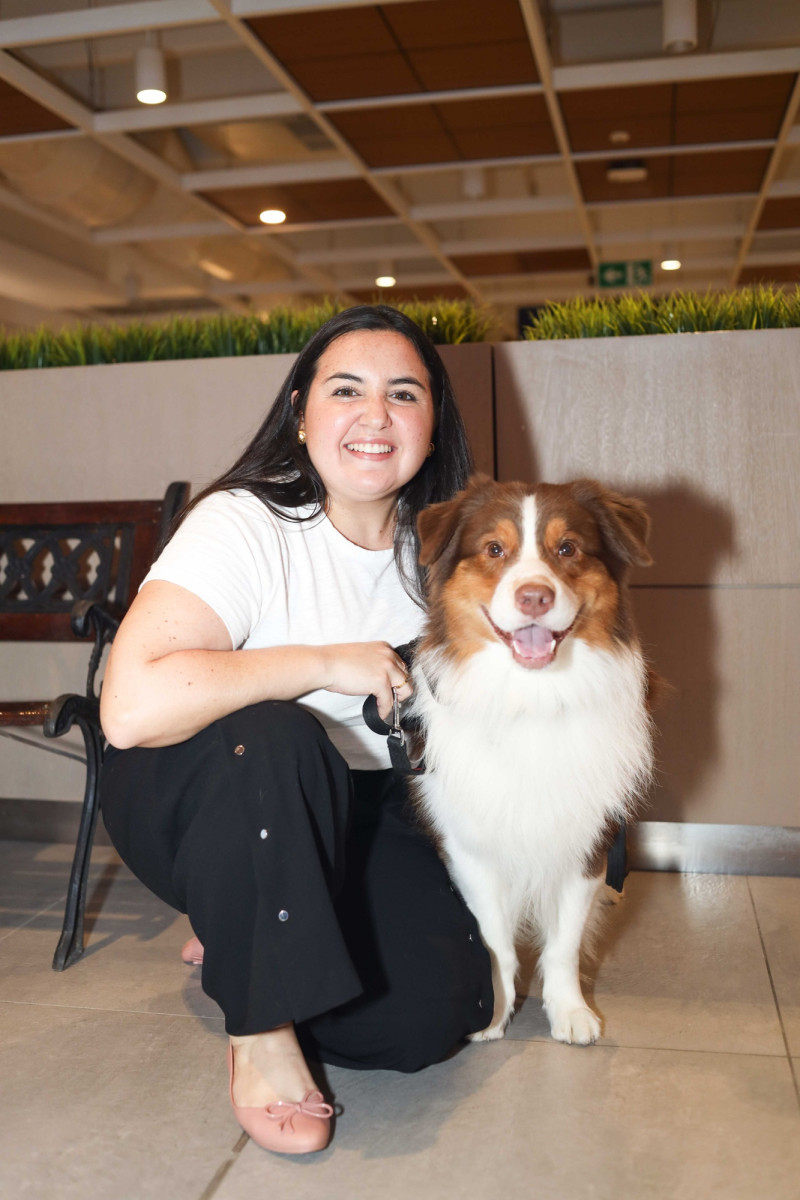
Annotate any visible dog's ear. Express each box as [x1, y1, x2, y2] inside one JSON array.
[[571, 479, 653, 569], [417, 474, 494, 567]]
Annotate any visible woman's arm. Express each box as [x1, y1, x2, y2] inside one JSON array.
[[100, 580, 411, 750]]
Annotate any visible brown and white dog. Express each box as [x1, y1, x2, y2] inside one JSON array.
[[408, 475, 654, 1044]]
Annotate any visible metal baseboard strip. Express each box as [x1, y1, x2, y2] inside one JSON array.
[[629, 821, 800, 877], [0, 802, 797, 877]]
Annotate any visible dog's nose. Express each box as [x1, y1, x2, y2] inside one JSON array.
[[515, 582, 555, 616]]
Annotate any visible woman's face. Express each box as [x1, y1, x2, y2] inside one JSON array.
[[297, 329, 436, 511]]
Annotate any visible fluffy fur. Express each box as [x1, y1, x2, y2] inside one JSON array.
[[409, 475, 654, 1044]]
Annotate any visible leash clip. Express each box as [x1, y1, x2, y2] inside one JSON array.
[[389, 687, 405, 746]]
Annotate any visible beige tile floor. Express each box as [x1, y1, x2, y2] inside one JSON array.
[[1, 840, 798, 1200]]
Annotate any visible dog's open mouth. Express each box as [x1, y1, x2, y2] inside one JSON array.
[[483, 607, 574, 669]]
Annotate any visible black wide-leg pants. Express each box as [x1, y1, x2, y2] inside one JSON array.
[[100, 700, 493, 1073]]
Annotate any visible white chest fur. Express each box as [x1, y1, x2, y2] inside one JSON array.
[[411, 637, 653, 906]]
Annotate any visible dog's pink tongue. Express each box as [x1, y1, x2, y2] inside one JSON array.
[[511, 623, 555, 661]]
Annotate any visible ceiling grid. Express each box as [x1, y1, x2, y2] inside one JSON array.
[[0, 0, 795, 330]]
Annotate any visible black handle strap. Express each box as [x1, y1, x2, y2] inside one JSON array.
[[361, 641, 424, 775], [605, 819, 628, 892]]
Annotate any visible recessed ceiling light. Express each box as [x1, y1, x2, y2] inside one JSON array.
[[259, 209, 286, 225], [375, 274, 396, 288], [609, 130, 631, 145], [606, 159, 648, 183]]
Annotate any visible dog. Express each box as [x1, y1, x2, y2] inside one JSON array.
[[407, 475, 655, 1044]]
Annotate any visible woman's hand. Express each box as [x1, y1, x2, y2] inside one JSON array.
[[101, 581, 414, 749], [321, 641, 412, 721]]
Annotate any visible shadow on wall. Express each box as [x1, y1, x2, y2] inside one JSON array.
[[628, 483, 735, 824]]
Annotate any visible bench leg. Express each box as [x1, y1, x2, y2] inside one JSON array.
[[51, 712, 104, 971]]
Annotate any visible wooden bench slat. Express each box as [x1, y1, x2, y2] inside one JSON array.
[[0, 701, 49, 726], [0, 500, 164, 525]]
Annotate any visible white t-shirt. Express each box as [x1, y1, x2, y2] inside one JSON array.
[[142, 489, 424, 769]]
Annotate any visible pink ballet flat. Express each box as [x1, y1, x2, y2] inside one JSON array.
[[227, 1046, 333, 1154], [180, 935, 204, 966]]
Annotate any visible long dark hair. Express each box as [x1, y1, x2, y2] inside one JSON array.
[[174, 305, 473, 603]]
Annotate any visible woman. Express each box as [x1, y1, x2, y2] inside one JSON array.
[[99, 305, 493, 1156]]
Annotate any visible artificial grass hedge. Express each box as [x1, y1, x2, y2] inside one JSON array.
[[523, 286, 800, 340], [0, 298, 493, 370], [3, 288, 798, 369]]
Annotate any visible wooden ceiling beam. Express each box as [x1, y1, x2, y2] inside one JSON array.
[[0, 1, 217, 49], [517, 0, 599, 271]]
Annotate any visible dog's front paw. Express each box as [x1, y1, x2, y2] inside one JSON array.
[[468, 1022, 507, 1042], [468, 1002, 514, 1042], [546, 1005, 601, 1045]]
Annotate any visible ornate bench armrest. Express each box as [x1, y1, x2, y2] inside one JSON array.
[[71, 599, 120, 702]]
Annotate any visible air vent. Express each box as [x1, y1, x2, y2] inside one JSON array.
[[94, 297, 224, 317], [281, 113, 334, 152]]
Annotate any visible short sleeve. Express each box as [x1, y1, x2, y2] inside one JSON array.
[[141, 491, 280, 648]]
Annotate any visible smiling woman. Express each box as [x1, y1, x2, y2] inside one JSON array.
[[297, 329, 436, 549], [97, 305, 490, 1159]]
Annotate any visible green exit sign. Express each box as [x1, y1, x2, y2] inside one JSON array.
[[598, 260, 653, 288]]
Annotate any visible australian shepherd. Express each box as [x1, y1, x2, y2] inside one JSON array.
[[408, 475, 654, 1044]]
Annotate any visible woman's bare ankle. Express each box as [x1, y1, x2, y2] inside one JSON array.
[[229, 1025, 316, 1108]]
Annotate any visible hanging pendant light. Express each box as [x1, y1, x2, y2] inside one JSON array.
[[136, 32, 167, 105], [663, 0, 698, 54]]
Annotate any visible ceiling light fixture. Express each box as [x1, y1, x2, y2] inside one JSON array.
[[198, 259, 234, 282], [136, 32, 167, 105], [660, 239, 682, 270], [259, 209, 286, 225], [609, 130, 631, 145], [376, 260, 396, 288], [663, 0, 698, 54], [606, 159, 648, 183], [462, 166, 486, 200]]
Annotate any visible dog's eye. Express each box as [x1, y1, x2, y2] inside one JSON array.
[[557, 540, 577, 558], [486, 542, 505, 558]]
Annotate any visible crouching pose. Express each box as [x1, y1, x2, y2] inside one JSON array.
[[99, 305, 493, 1156]]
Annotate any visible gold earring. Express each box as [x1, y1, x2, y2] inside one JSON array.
[[297, 429, 306, 445], [426, 442, 435, 457]]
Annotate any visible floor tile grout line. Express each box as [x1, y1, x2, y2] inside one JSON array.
[[0, 992, 788, 1061], [505, 1036, 792, 1061], [195, 1133, 249, 1200], [0, 997, 225, 1022], [0, 892, 67, 944], [745, 876, 800, 1111]]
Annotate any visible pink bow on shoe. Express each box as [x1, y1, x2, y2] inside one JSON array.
[[265, 1091, 334, 1132]]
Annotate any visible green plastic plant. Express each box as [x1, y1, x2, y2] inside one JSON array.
[[0, 299, 491, 370], [522, 286, 800, 340]]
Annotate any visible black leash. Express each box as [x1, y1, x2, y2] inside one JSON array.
[[605, 818, 628, 893], [362, 642, 629, 891], [361, 642, 425, 775]]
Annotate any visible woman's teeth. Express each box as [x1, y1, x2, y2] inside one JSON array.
[[346, 443, 393, 454]]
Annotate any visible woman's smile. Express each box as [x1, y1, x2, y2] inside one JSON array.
[[344, 441, 395, 456]]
